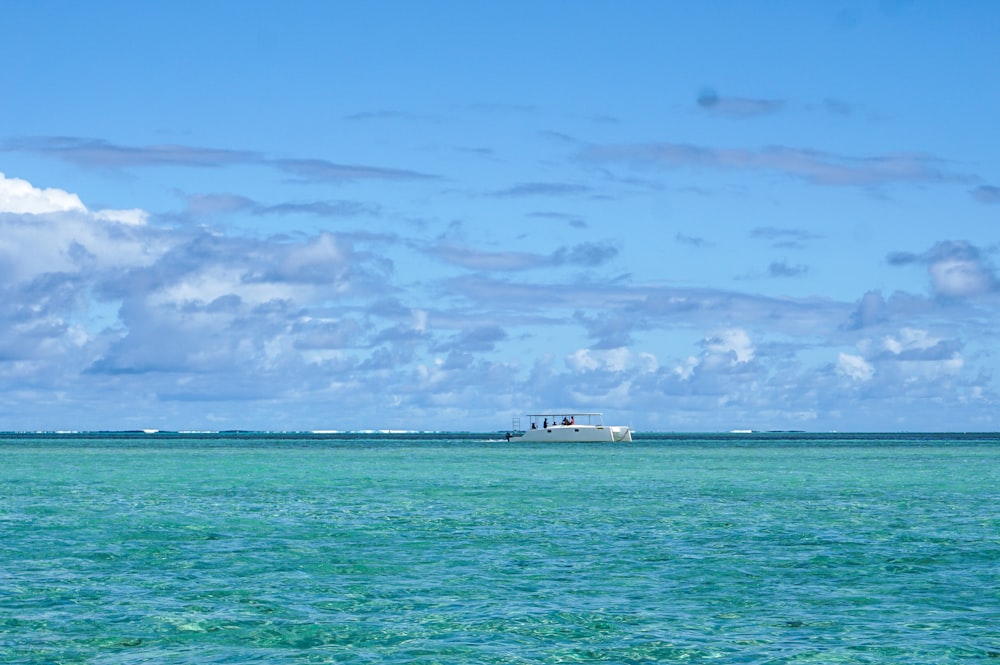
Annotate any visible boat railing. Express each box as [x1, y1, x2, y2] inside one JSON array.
[[524, 413, 604, 428]]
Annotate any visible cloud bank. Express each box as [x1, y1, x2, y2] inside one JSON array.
[[0, 165, 996, 431]]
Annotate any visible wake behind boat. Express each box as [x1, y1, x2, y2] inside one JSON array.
[[506, 412, 632, 443]]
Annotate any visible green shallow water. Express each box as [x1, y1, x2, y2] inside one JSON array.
[[1, 433, 998, 663]]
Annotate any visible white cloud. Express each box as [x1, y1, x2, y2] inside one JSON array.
[[0, 200, 159, 287], [566, 347, 657, 373], [637, 351, 658, 373], [567, 349, 602, 371], [93, 208, 149, 225], [929, 258, 995, 298], [0, 172, 86, 214], [704, 328, 755, 363], [0, 172, 158, 289], [837, 353, 874, 381], [878, 328, 964, 380], [0, 172, 148, 225], [150, 266, 257, 307], [673, 356, 698, 380], [412, 309, 429, 333], [0, 167, 996, 432], [671, 329, 756, 382], [890, 241, 998, 299], [882, 327, 936, 355]]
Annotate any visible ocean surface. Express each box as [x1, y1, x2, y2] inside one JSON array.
[[1, 432, 998, 664]]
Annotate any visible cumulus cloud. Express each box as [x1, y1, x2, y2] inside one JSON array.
[[888, 241, 998, 298], [85, 230, 399, 381], [837, 353, 874, 381], [94, 209, 149, 225], [675, 328, 756, 380], [0, 172, 86, 214], [2, 169, 996, 431], [0, 173, 157, 284], [4, 177, 151, 238], [0, 174, 403, 404], [871, 329, 965, 388], [0, 176, 167, 398], [704, 328, 755, 363], [879, 328, 962, 364], [930, 258, 996, 298], [566, 347, 657, 374], [829, 327, 966, 404], [844, 290, 888, 330]]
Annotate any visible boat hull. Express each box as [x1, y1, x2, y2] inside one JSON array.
[[512, 424, 632, 443]]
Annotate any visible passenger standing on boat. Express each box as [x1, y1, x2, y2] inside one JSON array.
[[543, 418, 548, 428]]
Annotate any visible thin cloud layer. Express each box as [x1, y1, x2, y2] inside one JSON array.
[[427, 241, 617, 271], [971, 185, 1000, 204], [582, 142, 966, 187], [273, 158, 438, 184], [2, 136, 437, 183], [696, 89, 785, 118], [492, 182, 593, 198], [183, 193, 379, 219], [4, 137, 256, 169]]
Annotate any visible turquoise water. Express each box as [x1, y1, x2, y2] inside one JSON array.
[[1, 432, 998, 663]]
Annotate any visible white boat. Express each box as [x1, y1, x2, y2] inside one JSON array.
[[507, 412, 632, 443]]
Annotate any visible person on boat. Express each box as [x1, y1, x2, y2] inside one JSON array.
[[531, 422, 537, 429], [569, 416, 574, 425], [561, 416, 570, 425], [543, 418, 548, 428]]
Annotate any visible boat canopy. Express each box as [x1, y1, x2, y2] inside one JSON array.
[[524, 412, 604, 426], [525, 412, 602, 417]]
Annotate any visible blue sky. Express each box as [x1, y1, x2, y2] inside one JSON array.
[[1, 1, 998, 432]]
